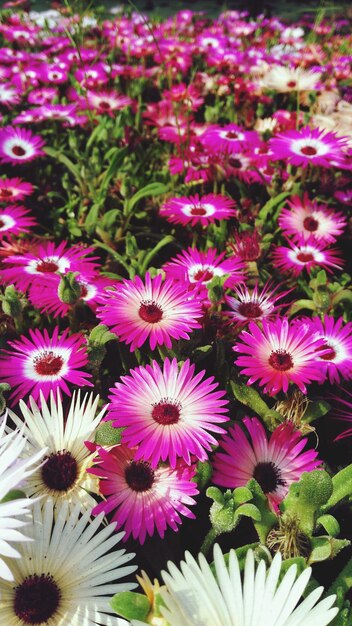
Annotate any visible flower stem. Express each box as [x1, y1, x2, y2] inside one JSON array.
[[200, 528, 218, 557]]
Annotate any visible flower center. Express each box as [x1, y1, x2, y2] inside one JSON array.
[[238, 301, 263, 318], [35, 259, 59, 273], [253, 461, 286, 493], [190, 206, 207, 216], [125, 460, 155, 492], [139, 301, 163, 323], [99, 101, 111, 109], [296, 252, 314, 263], [268, 349, 294, 371], [225, 131, 239, 139], [319, 344, 336, 360], [0, 219, 5, 229], [14, 574, 61, 624], [12, 145, 26, 157], [193, 268, 214, 282], [229, 157, 242, 168], [0, 188, 12, 198], [300, 145, 317, 156], [152, 400, 180, 425], [80, 284, 88, 298], [41, 450, 78, 492], [34, 351, 64, 376], [287, 80, 297, 88], [303, 216, 319, 231]]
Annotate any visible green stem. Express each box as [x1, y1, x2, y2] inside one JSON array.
[[328, 556, 352, 597], [200, 528, 218, 557]]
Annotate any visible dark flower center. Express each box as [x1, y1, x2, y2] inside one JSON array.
[[14, 574, 61, 624], [238, 301, 263, 318], [41, 450, 78, 492], [190, 206, 207, 216], [79, 284, 88, 298], [319, 343, 336, 360], [152, 400, 180, 425], [35, 259, 59, 273], [193, 268, 214, 282], [139, 301, 163, 323], [99, 101, 111, 109], [269, 349, 294, 371], [12, 145, 26, 157], [0, 188, 12, 198], [0, 219, 5, 229], [296, 252, 314, 263], [229, 157, 242, 169], [125, 460, 155, 492], [34, 351, 64, 376], [225, 131, 239, 139], [303, 216, 319, 231], [300, 145, 317, 156], [253, 461, 286, 493], [287, 80, 297, 88]]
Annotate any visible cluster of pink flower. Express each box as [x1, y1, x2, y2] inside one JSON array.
[[0, 5, 351, 556]]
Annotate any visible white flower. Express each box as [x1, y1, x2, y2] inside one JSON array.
[[133, 545, 338, 626], [0, 415, 45, 581], [8, 391, 106, 512], [0, 499, 136, 625]]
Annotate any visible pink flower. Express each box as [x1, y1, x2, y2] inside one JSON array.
[[301, 315, 352, 385], [201, 123, 259, 154], [0, 178, 33, 203], [96, 272, 203, 352], [272, 236, 343, 276], [278, 194, 346, 243], [108, 358, 229, 467], [269, 127, 347, 168], [0, 327, 92, 405], [0, 126, 45, 165], [163, 247, 245, 293], [0, 205, 36, 238], [0, 240, 98, 293], [225, 281, 288, 326], [212, 417, 321, 510], [233, 317, 327, 395], [89, 445, 198, 544], [160, 194, 236, 227]]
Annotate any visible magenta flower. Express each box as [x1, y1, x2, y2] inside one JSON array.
[[272, 236, 343, 276], [279, 194, 347, 244], [160, 194, 236, 227], [201, 123, 259, 154], [89, 445, 198, 544], [233, 317, 327, 395], [0, 126, 45, 165], [301, 315, 352, 385], [96, 272, 203, 352], [108, 358, 229, 467], [163, 247, 245, 292], [225, 281, 288, 326], [212, 417, 321, 510], [269, 127, 347, 168], [0, 205, 36, 238], [0, 327, 92, 405], [0, 240, 98, 293], [0, 178, 34, 203]]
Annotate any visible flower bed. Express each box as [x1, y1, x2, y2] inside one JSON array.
[[0, 3, 351, 625]]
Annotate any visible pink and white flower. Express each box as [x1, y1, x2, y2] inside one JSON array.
[[272, 236, 343, 276], [212, 417, 321, 510], [0, 205, 36, 238], [0, 126, 45, 165], [160, 194, 237, 227], [108, 358, 229, 467], [270, 126, 347, 168], [301, 315, 352, 384], [0, 178, 33, 203], [225, 281, 288, 326], [279, 194, 347, 243], [233, 317, 328, 395], [0, 327, 92, 405], [89, 445, 198, 544], [97, 272, 203, 352]]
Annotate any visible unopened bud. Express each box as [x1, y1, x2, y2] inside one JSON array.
[[58, 272, 81, 304]]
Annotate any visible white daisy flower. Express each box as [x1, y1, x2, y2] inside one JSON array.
[[8, 391, 106, 512], [0, 499, 136, 625], [133, 545, 338, 626], [0, 415, 45, 581]]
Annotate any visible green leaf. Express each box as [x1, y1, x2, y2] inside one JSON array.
[[232, 487, 253, 506], [89, 324, 116, 346], [281, 470, 333, 535], [124, 182, 168, 216], [256, 192, 290, 224], [1, 489, 26, 503], [332, 289, 352, 308], [139, 235, 174, 274], [44, 147, 83, 184], [97, 147, 128, 203], [246, 479, 277, 543], [95, 421, 124, 447], [323, 464, 352, 511], [230, 379, 281, 430], [316, 514, 340, 537], [110, 591, 150, 621], [236, 503, 261, 522], [309, 536, 350, 564], [288, 299, 316, 316], [302, 400, 331, 424], [84, 203, 100, 233]]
